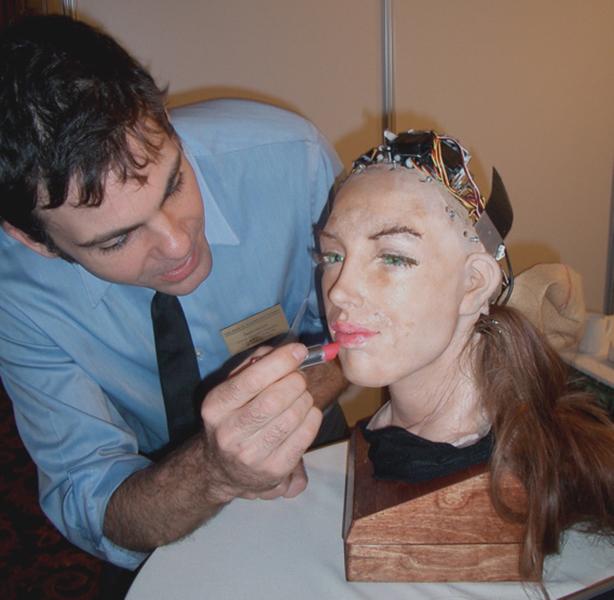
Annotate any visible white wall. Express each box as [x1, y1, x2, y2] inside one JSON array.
[[79, 0, 614, 311]]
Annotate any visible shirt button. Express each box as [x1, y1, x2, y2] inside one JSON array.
[[195, 349, 202, 359]]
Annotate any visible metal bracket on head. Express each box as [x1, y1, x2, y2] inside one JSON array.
[[475, 167, 513, 259], [475, 212, 506, 259]]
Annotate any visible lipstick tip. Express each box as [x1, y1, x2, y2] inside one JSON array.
[[322, 342, 340, 362]]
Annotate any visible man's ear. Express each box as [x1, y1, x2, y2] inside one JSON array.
[[1, 221, 58, 258], [459, 252, 501, 316]]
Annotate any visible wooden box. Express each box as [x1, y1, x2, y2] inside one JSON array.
[[343, 427, 530, 582]]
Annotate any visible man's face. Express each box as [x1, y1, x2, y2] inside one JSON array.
[[319, 167, 475, 388], [37, 134, 212, 295]]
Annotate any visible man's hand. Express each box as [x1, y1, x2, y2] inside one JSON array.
[[104, 343, 321, 552], [200, 343, 322, 503], [240, 460, 308, 500]]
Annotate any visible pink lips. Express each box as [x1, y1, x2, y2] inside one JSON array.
[[331, 321, 378, 347]]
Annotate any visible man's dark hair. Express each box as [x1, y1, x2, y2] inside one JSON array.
[[0, 15, 175, 245]]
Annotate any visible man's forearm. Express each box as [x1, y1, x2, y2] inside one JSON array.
[[304, 359, 348, 412], [103, 435, 228, 552]]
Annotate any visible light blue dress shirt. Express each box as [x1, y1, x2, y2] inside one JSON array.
[[0, 99, 341, 568]]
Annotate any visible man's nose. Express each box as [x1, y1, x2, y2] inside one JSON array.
[[152, 210, 191, 258]]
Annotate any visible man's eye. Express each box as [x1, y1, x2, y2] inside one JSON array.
[[313, 250, 344, 266], [99, 234, 129, 254], [168, 171, 184, 198], [380, 254, 417, 268]]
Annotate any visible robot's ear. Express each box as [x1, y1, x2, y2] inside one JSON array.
[[459, 251, 502, 317]]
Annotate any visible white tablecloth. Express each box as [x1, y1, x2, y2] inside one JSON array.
[[127, 442, 613, 600]]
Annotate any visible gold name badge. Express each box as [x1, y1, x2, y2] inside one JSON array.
[[220, 304, 289, 356]]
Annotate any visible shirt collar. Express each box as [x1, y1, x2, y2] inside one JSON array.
[[79, 143, 240, 306], [184, 143, 239, 247]]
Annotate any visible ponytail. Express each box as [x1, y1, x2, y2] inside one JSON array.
[[472, 306, 614, 577]]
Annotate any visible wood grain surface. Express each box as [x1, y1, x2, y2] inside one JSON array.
[[343, 427, 530, 582]]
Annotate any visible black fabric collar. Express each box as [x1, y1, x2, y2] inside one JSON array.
[[359, 419, 493, 483]]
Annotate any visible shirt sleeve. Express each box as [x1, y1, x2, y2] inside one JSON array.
[[0, 304, 151, 569]]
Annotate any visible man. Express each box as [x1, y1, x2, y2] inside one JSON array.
[[0, 14, 347, 572]]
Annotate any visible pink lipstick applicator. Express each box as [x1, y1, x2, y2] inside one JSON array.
[[247, 342, 340, 371], [299, 342, 340, 369]]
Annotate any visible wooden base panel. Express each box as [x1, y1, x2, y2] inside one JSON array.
[[343, 427, 530, 582], [345, 542, 524, 582]]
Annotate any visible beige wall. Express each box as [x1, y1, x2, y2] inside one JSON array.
[[393, 0, 614, 312], [79, 0, 614, 311], [79, 0, 382, 170]]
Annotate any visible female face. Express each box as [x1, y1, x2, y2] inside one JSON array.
[[319, 166, 479, 388]]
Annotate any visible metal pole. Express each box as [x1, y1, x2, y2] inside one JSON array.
[[62, 0, 78, 18], [382, 0, 395, 136], [604, 164, 614, 314]]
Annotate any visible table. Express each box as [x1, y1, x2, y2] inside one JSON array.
[[127, 442, 613, 600]]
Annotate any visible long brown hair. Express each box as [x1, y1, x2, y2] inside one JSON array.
[[472, 305, 614, 578]]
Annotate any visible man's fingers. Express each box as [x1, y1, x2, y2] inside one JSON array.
[[282, 460, 308, 498], [199, 342, 317, 500], [255, 405, 322, 478], [211, 371, 308, 448], [228, 345, 273, 378], [203, 343, 307, 417], [224, 386, 313, 462], [239, 461, 308, 500], [280, 406, 323, 463], [206, 398, 319, 498]]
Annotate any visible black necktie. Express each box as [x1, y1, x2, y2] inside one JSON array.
[[151, 292, 202, 445]]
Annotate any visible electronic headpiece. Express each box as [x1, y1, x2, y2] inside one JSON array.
[[351, 129, 514, 302]]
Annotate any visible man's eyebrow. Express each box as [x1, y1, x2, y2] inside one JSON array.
[[161, 150, 182, 201], [368, 225, 423, 240], [77, 150, 182, 248]]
